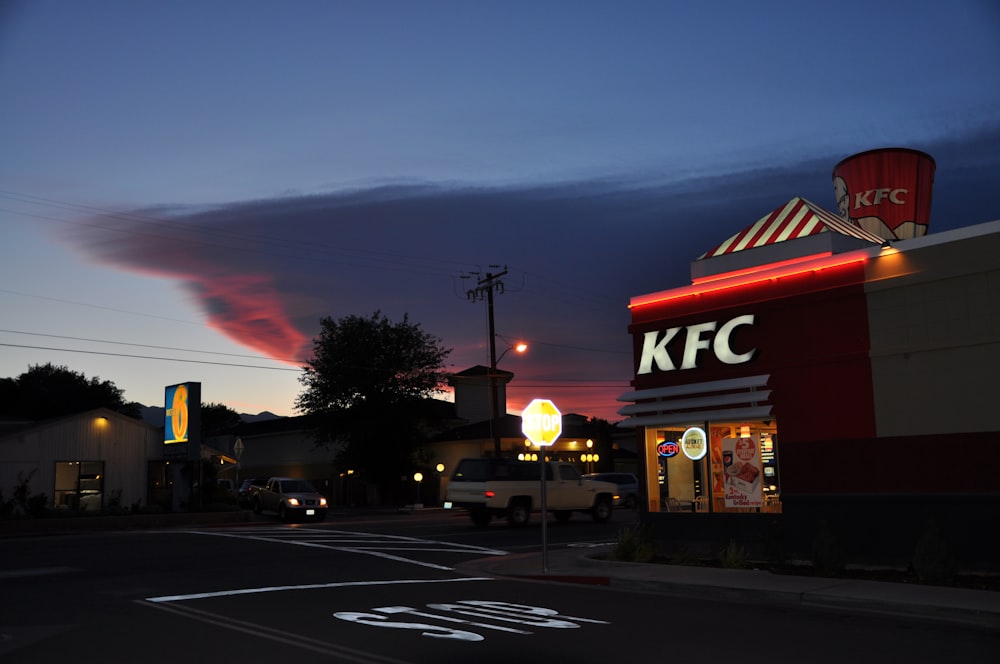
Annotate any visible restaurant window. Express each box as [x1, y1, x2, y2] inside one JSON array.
[[645, 422, 780, 514], [54, 461, 104, 512]]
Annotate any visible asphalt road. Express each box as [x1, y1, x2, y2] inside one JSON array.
[[2, 508, 995, 662]]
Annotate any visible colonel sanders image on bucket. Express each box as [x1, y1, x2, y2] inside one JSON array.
[[832, 148, 936, 240]]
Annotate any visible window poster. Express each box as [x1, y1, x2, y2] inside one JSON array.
[[723, 435, 763, 508], [709, 427, 728, 506]]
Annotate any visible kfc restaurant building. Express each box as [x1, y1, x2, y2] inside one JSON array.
[[618, 149, 1000, 567]]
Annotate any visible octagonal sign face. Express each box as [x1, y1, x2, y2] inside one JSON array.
[[521, 398, 562, 446]]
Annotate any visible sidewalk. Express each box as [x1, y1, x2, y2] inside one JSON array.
[[454, 544, 1000, 632]]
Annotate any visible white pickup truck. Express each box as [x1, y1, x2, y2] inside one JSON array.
[[252, 476, 328, 522], [445, 458, 619, 527]]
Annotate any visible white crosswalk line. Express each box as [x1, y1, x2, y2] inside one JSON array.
[[183, 526, 508, 570]]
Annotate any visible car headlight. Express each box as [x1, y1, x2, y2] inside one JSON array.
[[319, 497, 328, 507], [287, 498, 300, 507]]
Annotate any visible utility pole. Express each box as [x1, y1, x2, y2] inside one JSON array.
[[466, 267, 507, 456]]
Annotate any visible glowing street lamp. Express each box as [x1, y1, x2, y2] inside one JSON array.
[[490, 339, 528, 456], [583, 439, 597, 472], [412, 472, 423, 510]]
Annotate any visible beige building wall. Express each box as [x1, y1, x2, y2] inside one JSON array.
[[866, 221, 1000, 437], [0, 408, 160, 509]]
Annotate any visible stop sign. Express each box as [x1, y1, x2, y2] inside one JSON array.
[[521, 398, 562, 446]]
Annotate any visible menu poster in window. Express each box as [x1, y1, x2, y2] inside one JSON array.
[[723, 436, 763, 508]]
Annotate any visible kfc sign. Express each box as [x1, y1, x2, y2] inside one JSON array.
[[637, 314, 756, 375], [849, 187, 908, 207], [832, 147, 935, 240]]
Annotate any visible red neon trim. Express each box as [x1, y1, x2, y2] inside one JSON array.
[[631, 252, 867, 309], [691, 251, 833, 285]]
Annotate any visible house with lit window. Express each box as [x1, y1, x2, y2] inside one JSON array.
[[0, 408, 161, 512]]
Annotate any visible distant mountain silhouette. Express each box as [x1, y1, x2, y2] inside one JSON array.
[[140, 405, 283, 427]]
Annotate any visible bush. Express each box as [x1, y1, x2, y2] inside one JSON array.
[[763, 518, 785, 564], [811, 520, 846, 576], [26, 493, 48, 517], [609, 523, 655, 562], [912, 518, 957, 583], [666, 547, 701, 566], [104, 489, 126, 515], [720, 539, 748, 568], [1, 470, 44, 518]]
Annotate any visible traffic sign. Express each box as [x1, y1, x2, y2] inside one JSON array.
[[233, 437, 244, 459], [521, 398, 562, 446]]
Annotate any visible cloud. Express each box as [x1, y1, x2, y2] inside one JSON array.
[[58, 130, 1000, 419]]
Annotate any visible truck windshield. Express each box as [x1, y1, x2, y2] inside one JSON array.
[[451, 459, 552, 481]]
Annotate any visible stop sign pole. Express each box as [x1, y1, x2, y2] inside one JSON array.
[[521, 398, 562, 573]]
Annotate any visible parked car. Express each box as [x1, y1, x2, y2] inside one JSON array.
[[583, 472, 639, 509], [446, 458, 617, 527], [253, 477, 328, 522], [237, 478, 267, 507]]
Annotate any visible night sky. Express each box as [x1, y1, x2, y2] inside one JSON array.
[[2, 1, 998, 421]]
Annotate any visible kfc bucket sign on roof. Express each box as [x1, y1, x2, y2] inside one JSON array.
[[832, 147, 936, 241]]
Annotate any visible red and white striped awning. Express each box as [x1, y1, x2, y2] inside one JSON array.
[[699, 197, 886, 259]]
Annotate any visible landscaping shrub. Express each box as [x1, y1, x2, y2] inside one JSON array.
[[912, 518, 957, 584], [811, 520, 846, 576], [610, 523, 655, 562]]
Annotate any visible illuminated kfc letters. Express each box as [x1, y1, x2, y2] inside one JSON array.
[[637, 314, 756, 374]]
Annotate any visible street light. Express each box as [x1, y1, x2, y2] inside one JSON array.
[[435, 464, 445, 506], [490, 339, 527, 457], [497, 341, 528, 363], [412, 472, 423, 510]]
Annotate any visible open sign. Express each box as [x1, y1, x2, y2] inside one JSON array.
[[657, 441, 679, 457]]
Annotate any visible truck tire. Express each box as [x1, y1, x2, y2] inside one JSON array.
[[279, 504, 289, 522], [470, 508, 492, 527], [507, 499, 531, 527], [591, 497, 612, 522], [252, 498, 262, 515]]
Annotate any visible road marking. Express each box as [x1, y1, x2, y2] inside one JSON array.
[[184, 527, 508, 571], [140, 600, 412, 663], [334, 600, 611, 643], [145, 575, 494, 603], [0, 566, 80, 579]]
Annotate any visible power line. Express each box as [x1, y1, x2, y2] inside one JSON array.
[[0, 343, 302, 370], [0, 289, 204, 327], [0, 329, 302, 363]]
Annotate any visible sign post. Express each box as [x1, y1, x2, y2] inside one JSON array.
[[233, 437, 244, 499], [521, 398, 562, 573]]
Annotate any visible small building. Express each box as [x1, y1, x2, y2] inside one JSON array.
[[0, 408, 160, 512]]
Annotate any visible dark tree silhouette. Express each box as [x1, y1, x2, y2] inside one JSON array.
[[296, 311, 451, 500], [0, 363, 141, 420], [201, 402, 243, 436]]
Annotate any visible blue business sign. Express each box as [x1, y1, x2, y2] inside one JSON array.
[[164, 382, 201, 461]]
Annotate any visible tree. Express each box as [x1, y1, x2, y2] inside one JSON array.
[[0, 363, 141, 420], [296, 312, 451, 500], [201, 402, 243, 436]]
